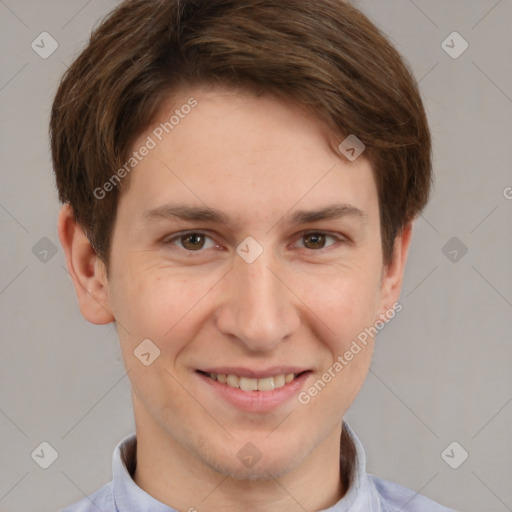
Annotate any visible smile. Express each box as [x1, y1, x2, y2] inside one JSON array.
[[196, 368, 311, 411], [202, 371, 298, 392]]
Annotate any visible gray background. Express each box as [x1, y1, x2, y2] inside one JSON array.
[[0, 1, 511, 511]]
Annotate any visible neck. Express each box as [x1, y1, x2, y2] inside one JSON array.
[[132, 416, 354, 512]]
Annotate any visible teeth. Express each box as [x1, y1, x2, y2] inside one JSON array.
[[257, 377, 275, 391], [239, 377, 258, 391], [207, 372, 298, 391], [274, 374, 285, 387], [226, 374, 240, 387]]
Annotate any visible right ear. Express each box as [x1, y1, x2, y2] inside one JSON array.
[[57, 203, 114, 325]]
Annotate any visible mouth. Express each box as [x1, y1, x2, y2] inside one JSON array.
[[197, 370, 310, 392]]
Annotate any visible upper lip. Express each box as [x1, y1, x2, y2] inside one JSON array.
[[197, 366, 310, 379]]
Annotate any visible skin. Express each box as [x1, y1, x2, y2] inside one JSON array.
[[58, 86, 412, 512]]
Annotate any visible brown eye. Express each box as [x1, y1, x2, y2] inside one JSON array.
[[180, 233, 206, 251], [165, 232, 217, 252], [297, 232, 340, 250], [303, 232, 326, 249]]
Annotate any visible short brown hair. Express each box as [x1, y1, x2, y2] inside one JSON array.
[[50, 0, 432, 269]]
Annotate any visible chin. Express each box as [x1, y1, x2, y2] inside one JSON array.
[[204, 445, 304, 481]]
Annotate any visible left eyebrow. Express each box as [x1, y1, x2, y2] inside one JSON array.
[[138, 202, 367, 227], [287, 203, 367, 224]]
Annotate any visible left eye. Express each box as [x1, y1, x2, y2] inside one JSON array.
[[165, 231, 341, 252], [296, 231, 340, 250]]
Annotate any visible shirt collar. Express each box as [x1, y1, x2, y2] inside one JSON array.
[[113, 433, 175, 511], [112, 422, 380, 512], [323, 422, 382, 511]]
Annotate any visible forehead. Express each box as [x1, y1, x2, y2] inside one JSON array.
[[118, 87, 378, 226]]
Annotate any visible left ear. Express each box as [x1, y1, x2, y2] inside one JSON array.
[[378, 222, 413, 314]]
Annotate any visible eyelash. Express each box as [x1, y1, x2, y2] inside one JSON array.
[[163, 230, 346, 254]]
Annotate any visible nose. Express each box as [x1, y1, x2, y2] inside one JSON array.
[[214, 246, 300, 352]]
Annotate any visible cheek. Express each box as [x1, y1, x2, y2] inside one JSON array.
[[308, 263, 383, 345], [111, 269, 219, 357], [112, 272, 204, 409], [303, 271, 380, 413]]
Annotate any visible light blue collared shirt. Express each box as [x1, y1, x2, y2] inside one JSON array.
[[61, 423, 456, 512]]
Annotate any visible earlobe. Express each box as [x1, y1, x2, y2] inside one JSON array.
[[57, 203, 114, 325], [379, 222, 413, 314]]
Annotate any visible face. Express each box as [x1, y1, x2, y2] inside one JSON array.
[[78, 86, 408, 480]]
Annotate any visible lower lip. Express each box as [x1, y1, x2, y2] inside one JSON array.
[[197, 372, 311, 412]]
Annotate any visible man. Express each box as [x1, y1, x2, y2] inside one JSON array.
[[52, 0, 455, 510]]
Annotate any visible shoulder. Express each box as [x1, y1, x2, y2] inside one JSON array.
[[369, 474, 457, 512], [59, 481, 115, 512]]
